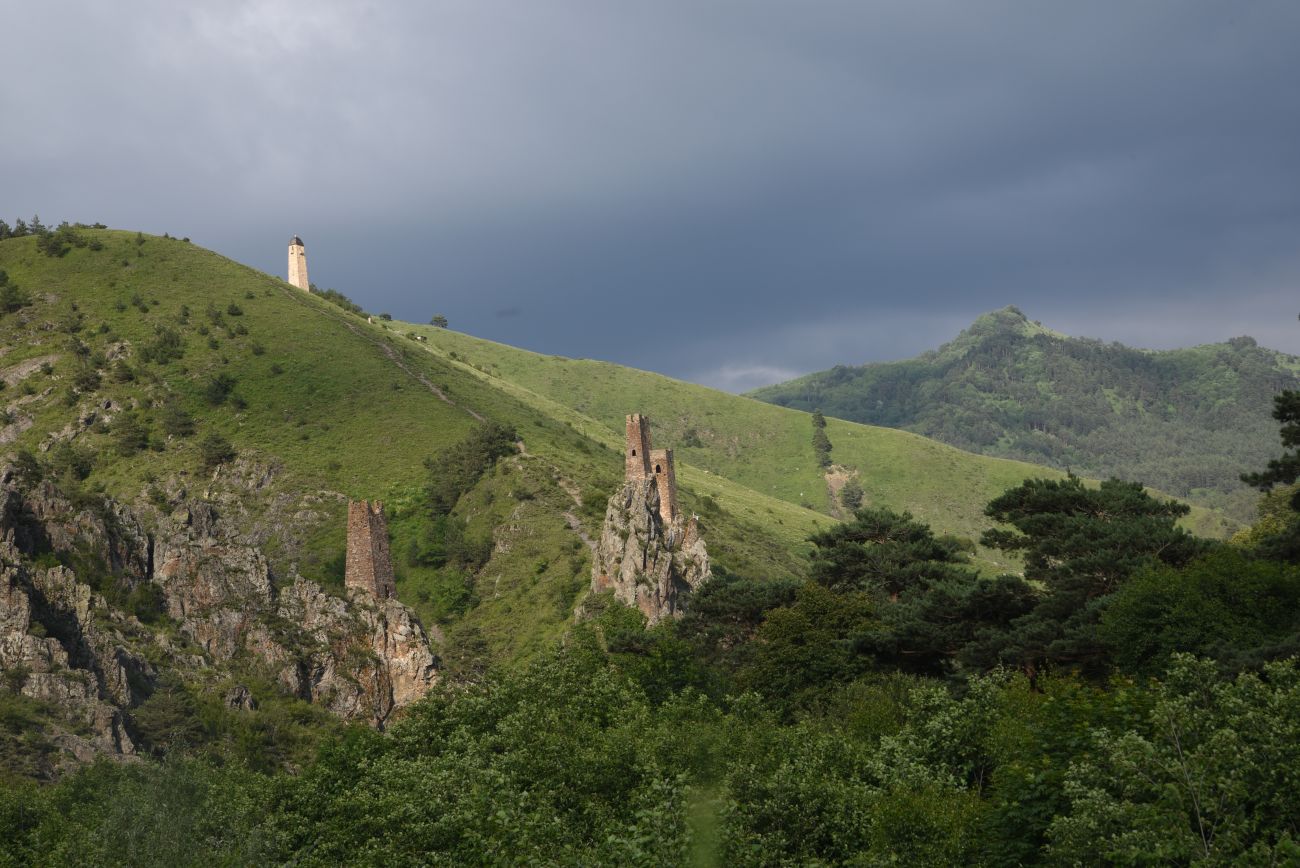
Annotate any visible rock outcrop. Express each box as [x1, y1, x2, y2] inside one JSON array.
[[1, 547, 143, 766], [153, 499, 437, 726], [590, 477, 710, 624], [0, 465, 439, 773]]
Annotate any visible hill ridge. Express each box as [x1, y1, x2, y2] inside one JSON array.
[[748, 308, 1296, 520]]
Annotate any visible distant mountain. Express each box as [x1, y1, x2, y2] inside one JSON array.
[[749, 306, 1300, 520]]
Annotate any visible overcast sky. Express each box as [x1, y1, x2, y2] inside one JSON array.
[[4, 1, 1299, 391]]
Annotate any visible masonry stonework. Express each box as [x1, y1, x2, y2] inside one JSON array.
[[287, 235, 309, 291], [649, 448, 679, 523], [624, 414, 678, 524], [625, 413, 652, 480], [345, 500, 396, 599]]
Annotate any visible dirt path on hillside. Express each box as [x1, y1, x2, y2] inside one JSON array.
[[557, 477, 596, 554], [341, 321, 487, 422], [513, 441, 597, 554], [280, 286, 487, 422]]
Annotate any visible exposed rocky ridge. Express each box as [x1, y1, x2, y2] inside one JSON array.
[[590, 478, 710, 624], [0, 464, 438, 774]]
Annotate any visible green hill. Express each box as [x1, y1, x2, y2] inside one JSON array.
[[0, 234, 1236, 675], [0, 228, 813, 666], [749, 306, 1295, 521], [377, 311, 1235, 547]]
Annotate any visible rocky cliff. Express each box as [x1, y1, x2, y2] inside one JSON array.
[[590, 478, 710, 624], [0, 463, 438, 775]]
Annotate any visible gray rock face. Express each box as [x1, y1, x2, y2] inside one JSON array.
[[590, 478, 710, 624], [0, 547, 143, 765], [0, 465, 439, 772], [150, 489, 439, 727]]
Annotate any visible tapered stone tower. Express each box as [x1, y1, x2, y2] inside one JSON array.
[[345, 500, 396, 599], [287, 235, 309, 290]]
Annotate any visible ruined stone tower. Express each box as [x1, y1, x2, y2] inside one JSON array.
[[287, 235, 309, 290], [649, 448, 679, 523], [345, 500, 396, 598], [624, 414, 678, 523], [626, 413, 652, 479], [589, 414, 708, 624]]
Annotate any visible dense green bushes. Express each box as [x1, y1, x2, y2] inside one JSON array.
[[5, 633, 1297, 865]]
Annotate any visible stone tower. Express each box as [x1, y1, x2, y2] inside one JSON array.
[[649, 448, 679, 523], [345, 500, 396, 598], [624, 414, 678, 524], [287, 235, 309, 291], [591, 414, 709, 624], [626, 413, 652, 480]]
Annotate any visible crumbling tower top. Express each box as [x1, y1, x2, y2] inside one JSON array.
[[625, 413, 652, 481], [345, 500, 396, 599], [625, 414, 678, 524], [649, 448, 679, 523]]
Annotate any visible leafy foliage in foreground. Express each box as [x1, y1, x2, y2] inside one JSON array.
[[5, 450, 1300, 863], [4, 640, 1298, 866]]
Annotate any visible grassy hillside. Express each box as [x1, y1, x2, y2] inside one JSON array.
[[0, 228, 812, 664], [0, 232, 1236, 672], [380, 317, 1237, 557], [749, 306, 1295, 521]]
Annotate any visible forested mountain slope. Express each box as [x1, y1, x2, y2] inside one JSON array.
[[750, 306, 1298, 520]]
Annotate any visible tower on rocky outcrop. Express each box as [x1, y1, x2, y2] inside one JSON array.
[[626, 413, 652, 480], [589, 414, 709, 624], [649, 448, 678, 523], [345, 500, 395, 598], [287, 235, 309, 290], [624, 414, 677, 524]]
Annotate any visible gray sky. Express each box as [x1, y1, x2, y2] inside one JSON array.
[[5, 1, 1299, 391]]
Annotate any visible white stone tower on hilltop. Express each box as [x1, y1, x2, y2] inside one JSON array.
[[287, 235, 309, 290]]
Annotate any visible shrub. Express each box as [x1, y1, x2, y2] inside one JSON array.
[[47, 441, 94, 480], [160, 403, 194, 438], [72, 366, 101, 393], [111, 412, 150, 456], [0, 282, 31, 315], [203, 374, 237, 406], [841, 479, 864, 510], [199, 433, 235, 469], [139, 327, 184, 365], [309, 287, 363, 315], [423, 422, 519, 515]]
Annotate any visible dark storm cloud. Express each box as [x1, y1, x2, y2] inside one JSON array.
[[4, 1, 1299, 391]]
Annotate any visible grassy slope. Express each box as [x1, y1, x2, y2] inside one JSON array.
[[0, 230, 810, 663], [0, 233, 1234, 665], [386, 320, 1237, 566]]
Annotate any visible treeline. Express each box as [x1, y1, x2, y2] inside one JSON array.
[[2, 607, 1296, 863], [0, 216, 109, 257]]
